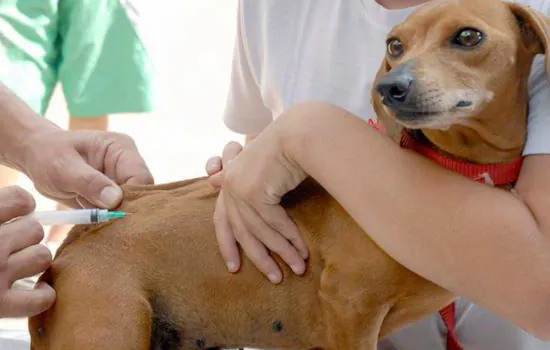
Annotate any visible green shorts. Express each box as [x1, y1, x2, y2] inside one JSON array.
[[0, 0, 155, 117]]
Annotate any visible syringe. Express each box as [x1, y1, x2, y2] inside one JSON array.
[[27, 209, 126, 226]]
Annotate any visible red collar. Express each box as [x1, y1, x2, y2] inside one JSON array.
[[399, 130, 523, 185], [367, 119, 523, 186]]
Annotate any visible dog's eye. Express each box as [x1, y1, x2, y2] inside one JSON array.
[[386, 38, 404, 58], [452, 28, 484, 48]]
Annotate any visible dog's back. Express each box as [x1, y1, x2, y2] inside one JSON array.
[[28, 177, 452, 350]]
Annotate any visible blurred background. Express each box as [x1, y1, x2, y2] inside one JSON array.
[[1, 0, 241, 345], [20, 0, 241, 210]]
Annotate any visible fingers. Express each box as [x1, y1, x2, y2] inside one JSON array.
[[109, 135, 154, 186], [231, 199, 306, 279], [0, 283, 56, 318], [89, 132, 154, 187], [207, 157, 224, 188], [209, 173, 223, 188], [262, 205, 309, 260], [75, 195, 96, 209], [205, 157, 222, 176], [213, 193, 240, 272], [225, 201, 283, 284], [0, 218, 44, 254], [0, 212, 54, 319], [123, 165, 155, 186], [207, 142, 244, 188], [0, 187, 35, 223], [7, 244, 52, 283], [222, 142, 243, 167], [56, 154, 123, 209]]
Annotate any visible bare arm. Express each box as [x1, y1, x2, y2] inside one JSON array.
[[0, 83, 60, 169], [282, 102, 550, 339]]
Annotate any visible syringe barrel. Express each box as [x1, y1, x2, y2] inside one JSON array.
[[30, 209, 106, 226]]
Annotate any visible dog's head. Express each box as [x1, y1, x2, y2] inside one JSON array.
[[372, 0, 550, 162]]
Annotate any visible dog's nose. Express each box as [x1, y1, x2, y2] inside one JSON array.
[[376, 71, 415, 108]]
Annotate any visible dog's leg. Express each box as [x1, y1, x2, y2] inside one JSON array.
[[319, 289, 385, 350], [318, 265, 389, 350], [30, 268, 154, 350]]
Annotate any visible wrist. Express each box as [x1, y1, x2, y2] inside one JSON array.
[[0, 85, 60, 170], [279, 101, 348, 169]]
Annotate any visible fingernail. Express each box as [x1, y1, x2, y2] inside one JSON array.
[[34, 282, 47, 290], [268, 273, 280, 283], [301, 251, 309, 260], [206, 161, 217, 172], [99, 186, 122, 208], [291, 264, 305, 275], [227, 261, 238, 272]]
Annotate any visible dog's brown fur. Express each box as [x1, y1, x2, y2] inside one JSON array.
[[28, 0, 550, 349]]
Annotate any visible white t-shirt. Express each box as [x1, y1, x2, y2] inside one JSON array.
[[223, 0, 550, 349]]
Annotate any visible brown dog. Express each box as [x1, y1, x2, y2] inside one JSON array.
[[28, 0, 550, 349]]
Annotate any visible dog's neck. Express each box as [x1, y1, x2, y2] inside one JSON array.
[[418, 64, 531, 166], [391, 68, 530, 186], [419, 110, 526, 164], [400, 128, 523, 185]]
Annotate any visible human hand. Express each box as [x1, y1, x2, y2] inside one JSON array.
[[205, 141, 244, 187], [206, 127, 309, 284], [17, 130, 153, 209], [0, 186, 55, 318]]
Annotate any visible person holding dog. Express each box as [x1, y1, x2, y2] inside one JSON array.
[[207, 0, 550, 349], [0, 83, 153, 318]]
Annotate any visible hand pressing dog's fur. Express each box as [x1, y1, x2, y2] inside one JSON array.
[[28, 0, 550, 349]]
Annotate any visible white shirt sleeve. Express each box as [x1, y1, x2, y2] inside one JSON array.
[[223, 2, 273, 136], [524, 54, 550, 155], [522, 0, 550, 155]]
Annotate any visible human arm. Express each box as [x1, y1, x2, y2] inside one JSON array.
[[217, 100, 550, 339], [286, 103, 550, 337], [0, 83, 153, 209]]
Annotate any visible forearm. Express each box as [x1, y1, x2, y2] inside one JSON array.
[[282, 102, 550, 337], [0, 83, 60, 169]]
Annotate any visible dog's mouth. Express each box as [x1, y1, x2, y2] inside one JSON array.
[[455, 100, 472, 108], [392, 100, 473, 127], [395, 109, 442, 121]]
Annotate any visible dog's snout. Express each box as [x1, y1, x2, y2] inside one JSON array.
[[376, 70, 415, 108], [379, 75, 412, 101], [376, 60, 418, 110]]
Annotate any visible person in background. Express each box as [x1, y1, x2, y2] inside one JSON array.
[[0, 0, 155, 243], [206, 0, 550, 349]]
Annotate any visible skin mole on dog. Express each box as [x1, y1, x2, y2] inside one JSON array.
[[195, 337, 206, 349], [272, 320, 284, 333], [37, 327, 44, 338]]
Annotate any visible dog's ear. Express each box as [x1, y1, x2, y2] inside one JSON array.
[[371, 58, 403, 142], [508, 3, 550, 74]]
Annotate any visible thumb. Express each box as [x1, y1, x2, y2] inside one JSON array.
[[209, 172, 223, 188], [61, 157, 123, 209]]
